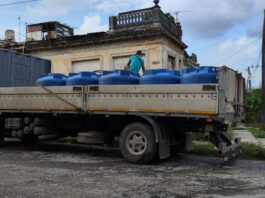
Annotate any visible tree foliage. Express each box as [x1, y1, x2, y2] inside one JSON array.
[[246, 89, 262, 122]]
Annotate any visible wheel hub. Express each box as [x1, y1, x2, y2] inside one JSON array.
[[126, 131, 147, 156]]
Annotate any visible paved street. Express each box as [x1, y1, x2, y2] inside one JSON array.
[[233, 123, 265, 147], [0, 141, 265, 198]]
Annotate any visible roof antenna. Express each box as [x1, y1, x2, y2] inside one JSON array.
[[174, 10, 192, 22], [175, 11, 180, 23]]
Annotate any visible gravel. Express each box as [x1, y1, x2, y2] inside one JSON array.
[[0, 141, 265, 198]]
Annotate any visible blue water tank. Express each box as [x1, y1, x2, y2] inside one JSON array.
[[66, 72, 99, 86], [181, 66, 218, 84], [139, 69, 181, 85], [182, 68, 196, 74], [36, 73, 67, 86], [99, 70, 139, 85]]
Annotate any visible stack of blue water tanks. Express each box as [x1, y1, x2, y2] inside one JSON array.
[[66, 72, 100, 86], [35, 66, 218, 86], [99, 70, 139, 85], [140, 69, 181, 85], [36, 73, 67, 86], [181, 66, 218, 84]]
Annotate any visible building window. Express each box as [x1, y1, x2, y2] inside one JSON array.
[[112, 56, 131, 70], [112, 54, 146, 70], [71, 59, 100, 72], [168, 55, 176, 70]]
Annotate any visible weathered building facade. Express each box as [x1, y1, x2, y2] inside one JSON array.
[[2, 1, 187, 75], [26, 21, 74, 41]]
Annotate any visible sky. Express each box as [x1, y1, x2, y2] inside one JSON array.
[[0, 0, 264, 87]]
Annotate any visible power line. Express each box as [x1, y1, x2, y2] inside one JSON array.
[[256, 48, 262, 67], [190, 31, 262, 52], [214, 37, 261, 65], [0, 0, 39, 7], [13, 30, 27, 38]]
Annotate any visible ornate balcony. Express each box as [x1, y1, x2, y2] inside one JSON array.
[[109, 1, 182, 40]]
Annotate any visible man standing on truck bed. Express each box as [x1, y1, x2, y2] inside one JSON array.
[[126, 50, 146, 74]]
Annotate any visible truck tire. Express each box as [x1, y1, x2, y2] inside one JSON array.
[[170, 142, 185, 156], [0, 134, 4, 147], [120, 122, 158, 164], [21, 135, 38, 144]]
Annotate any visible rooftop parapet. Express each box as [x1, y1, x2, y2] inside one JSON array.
[[109, 0, 182, 40]]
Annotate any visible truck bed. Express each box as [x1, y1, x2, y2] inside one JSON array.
[[0, 84, 217, 116], [0, 66, 245, 123]]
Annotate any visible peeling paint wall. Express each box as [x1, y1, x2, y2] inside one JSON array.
[[161, 38, 184, 71], [31, 38, 184, 75]]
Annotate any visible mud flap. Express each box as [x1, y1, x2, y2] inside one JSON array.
[[159, 141, 170, 159], [139, 116, 170, 160], [158, 121, 170, 159]]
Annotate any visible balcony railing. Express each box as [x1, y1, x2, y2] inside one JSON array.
[[109, 7, 182, 40], [116, 9, 154, 26]]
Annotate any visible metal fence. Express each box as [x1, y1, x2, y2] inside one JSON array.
[[0, 48, 51, 87]]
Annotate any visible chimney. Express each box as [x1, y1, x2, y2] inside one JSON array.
[[5, 30, 15, 42]]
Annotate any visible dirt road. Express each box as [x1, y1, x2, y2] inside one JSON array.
[[0, 141, 264, 198]]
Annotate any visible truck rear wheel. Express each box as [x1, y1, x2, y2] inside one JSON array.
[[0, 133, 4, 147], [120, 122, 158, 164]]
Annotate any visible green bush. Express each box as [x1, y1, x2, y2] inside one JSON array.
[[57, 136, 77, 143], [246, 89, 262, 123], [241, 143, 265, 160], [186, 142, 265, 161], [186, 142, 218, 157]]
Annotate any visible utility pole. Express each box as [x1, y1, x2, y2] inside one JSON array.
[[247, 66, 252, 91], [261, 10, 265, 126], [18, 16, 21, 42]]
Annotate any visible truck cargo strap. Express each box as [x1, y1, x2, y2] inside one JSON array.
[[41, 86, 84, 112]]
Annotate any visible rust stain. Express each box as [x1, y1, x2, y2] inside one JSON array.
[[189, 110, 216, 115], [111, 108, 129, 112], [137, 109, 158, 113], [45, 107, 61, 111], [63, 107, 77, 111], [27, 107, 43, 110], [162, 110, 185, 113], [89, 107, 108, 111]]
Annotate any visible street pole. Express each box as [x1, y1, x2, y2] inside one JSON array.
[[261, 10, 265, 126], [18, 16, 21, 42], [247, 66, 252, 91]]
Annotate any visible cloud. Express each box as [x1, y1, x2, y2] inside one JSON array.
[[246, 26, 262, 38], [95, 0, 139, 14], [26, 0, 147, 16], [155, 0, 265, 39], [76, 15, 108, 34], [27, 0, 98, 16], [0, 29, 4, 40], [216, 36, 262, 87], [217, 36, 260, 65], [20, 0, 265, 40]]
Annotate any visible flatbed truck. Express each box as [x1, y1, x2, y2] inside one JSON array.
[[0, 66, 245, 164]]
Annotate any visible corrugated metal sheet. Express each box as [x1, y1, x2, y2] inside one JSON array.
[[27, 25, 42, 32], [0, 48, 51, 87]]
